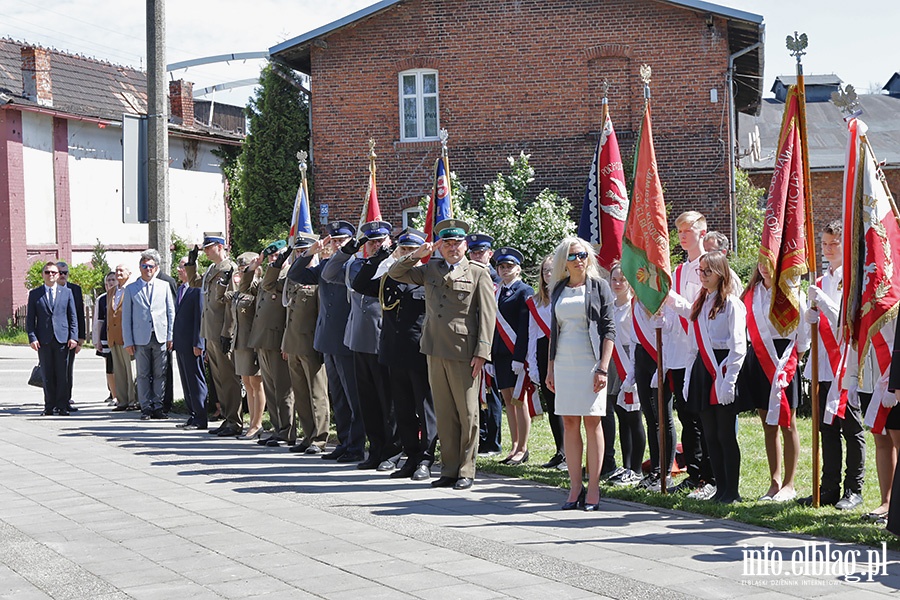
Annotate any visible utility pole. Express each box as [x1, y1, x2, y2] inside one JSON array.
[[147, 0, 170, 271]]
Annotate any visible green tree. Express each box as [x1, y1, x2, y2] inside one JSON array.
[[232, 61, 310, 254], [731, 168, 765, 281]]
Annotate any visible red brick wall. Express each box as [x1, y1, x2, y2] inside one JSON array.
[[308, 0, 734, 237], [0, 108, 28, 326], [169, 80, 194, 128]]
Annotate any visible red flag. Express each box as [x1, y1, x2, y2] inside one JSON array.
[[842, 118, 900, 362], [621, 102, 670, 314], [758, 85, 809, 336], [578, 102, 628, 271], [358, 169, 381, 232]]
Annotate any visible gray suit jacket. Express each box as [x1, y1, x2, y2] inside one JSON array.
[[122, 277, 175, 347], [322, 250, 382, 355]]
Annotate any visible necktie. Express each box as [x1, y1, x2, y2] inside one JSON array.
[[178, 285, 185, 305], [49, 288, 55, 309]]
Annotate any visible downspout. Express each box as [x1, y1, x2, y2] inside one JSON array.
[[727, 41, 761, 255]]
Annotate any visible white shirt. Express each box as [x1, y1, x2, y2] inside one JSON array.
[[804, 265, 842, 382], [667, 258, 702, 369], [684, 291, 747, 393]]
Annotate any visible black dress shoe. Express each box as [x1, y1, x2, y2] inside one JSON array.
[[176, 419, 195, 429], [321, 448, 346, 460], [140, 413, 151, 421], [411, 464, 432, 481], [357, 458, 381, 470], [217, 427, 241, 437], [208, 426, 224, 435], [390, 462, 417, 479], [454, 477, 474, 490], [562, 486, 586, 510], [337, 452, 364, 463], [111, 405, 129, 412], [265, 438, 283, 447], [67, 405, 78, 412], [57, 410, 71, 416], [150, 410, 168, 420], [797, 490, 840, 507], [541, 453, 566, 469], [835, 492, 863, 511], [42, 410, 54, 416], [290, 441, 312, 454], [376, 459, 397, 472], [431, 476, 457, 488]]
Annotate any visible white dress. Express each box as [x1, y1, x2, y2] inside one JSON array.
[[553, 285, 605, 416]]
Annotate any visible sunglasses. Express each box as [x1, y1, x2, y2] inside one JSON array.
[[58, 271, 69, 275], [43, 270, 59, 275], [567, 251, 589, 261], [140, 264, 158, 270]]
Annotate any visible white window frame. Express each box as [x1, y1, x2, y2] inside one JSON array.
[[399, 69, 440, 141], [401, 207, 422, 229]]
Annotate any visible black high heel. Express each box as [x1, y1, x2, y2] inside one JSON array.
[[507, 449, 530, 466], [562, 486, 586, 510], [584, 489, 602, 511]]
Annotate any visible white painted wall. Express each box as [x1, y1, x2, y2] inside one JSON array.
[[22, 111, 56, 245], [168, 137, 228, 246]]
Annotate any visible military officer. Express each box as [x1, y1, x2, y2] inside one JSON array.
[[185, 232, 243, 437], [351, 227, 437, 481], [283, 234, 330, 455], [389, 219, 497, 490], [287, 221, 365, 463], [249, 240, 294, 447], [323, 220, 401, 470], [466, 233, 500, 284]]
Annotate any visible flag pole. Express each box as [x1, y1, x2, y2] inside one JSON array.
[[788, 31, 819, 508], [358, 138, 377, 237], [640, 65, 667, 495]]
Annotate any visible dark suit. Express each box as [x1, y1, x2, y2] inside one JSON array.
[[353, 251, 437, 468], [174, 283, 208, 427], [61, 282, 85, 406], [26, 285, 77, 413]]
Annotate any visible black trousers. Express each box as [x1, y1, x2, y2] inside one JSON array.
[[163, 349, 174, 413], [635, 344, 676, 475], [699, 404, 741, 501], [536, 338, 564, 455], [390, 363, 437, 466], [479, 378, 503, 453], [602, 395, 617, 473], [671, 367, 714, 483], [614, 403, 646, 472], [176, 347, 208, 427], [354, 351, 400, 462], [818, 381, 865, 496], [40, 341, 70, 412]]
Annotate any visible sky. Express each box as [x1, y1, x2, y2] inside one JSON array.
[[2, 0, 897, 108]]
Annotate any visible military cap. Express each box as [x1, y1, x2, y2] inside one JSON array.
[[435, 218, 470, 240], [293, 233, 319, 249], [360, 220, 392, 240], [397, 227, 427, 247], [466, 233, 494, 251], [327, 220, 356, 238], [235, 252, 259, 269], [495, 247, 524, 265], [203, 231, 226, 248], [262, 239, 287, 258]]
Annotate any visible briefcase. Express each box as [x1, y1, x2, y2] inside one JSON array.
[[28, 363, 44, 388]]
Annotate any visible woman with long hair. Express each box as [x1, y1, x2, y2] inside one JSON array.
[[526, 255, 565, 469], [93, 271, 118, 405], [678, 251, 747, 503], [738, 262, 808, 502], [546, 237, 615, 511], [492, 247, 534, 465]]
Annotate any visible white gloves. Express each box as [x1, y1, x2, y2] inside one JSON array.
[[484, 364, 496, 378], [511, 361, 525, 375], [717, 384, 735, 405], [882, 392, 899, 409], [808, 284, 821, 304], [804, 306, 820, 325]]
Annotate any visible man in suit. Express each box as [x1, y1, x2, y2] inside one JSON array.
[[249, 241, 294, 447], [389, 219, 496, 490], [157, 268, 179, 415], [283, 235, 330, 455], [123, 249, 175, 420], [108, 264, 137, 410], [287, 221, 365, 463], [26, 261, 78, 415], [56, 262, 85, 413], [174, 256, 208, 430], [186, 232, 243, 437]]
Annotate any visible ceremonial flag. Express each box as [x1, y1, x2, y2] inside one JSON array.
[[423, 155, 453, 243], [358, 168, 382, 232], [758, 85, 810, 336], [578, 102, 628, 271], [842, 118, 900, 362], [287, 177, 313, 248], [621, 102, 670, 314]]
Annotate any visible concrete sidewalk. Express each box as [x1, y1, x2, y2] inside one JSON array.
[[1, 344, 899, 599]]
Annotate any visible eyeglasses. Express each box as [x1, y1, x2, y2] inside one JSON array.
[[140, 264, 158, 270], [43, 270, 59, 275], [696, 268, 714, 277], [58, 271, 69, 275], [567, 251, 589, 261]]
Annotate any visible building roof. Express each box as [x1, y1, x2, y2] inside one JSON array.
[[771, 74, 842, 91], [269, 0, 764, 114], [738, 94, 900, 171], [0, 38, 243, 142]]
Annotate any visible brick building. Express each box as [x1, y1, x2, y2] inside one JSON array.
[[270, 0, 764, 238], [0, 40, 244, 326], [739, 79, 900, 263]]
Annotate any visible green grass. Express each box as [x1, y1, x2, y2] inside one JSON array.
[[0, 326, 29, 345], [478, 411, 900, 550]]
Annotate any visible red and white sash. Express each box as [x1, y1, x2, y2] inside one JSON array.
[[744, 284, 798, 427], [526, 296, 551, 339], [693, 313, 727, 406], [674, 264, 690, 334], [496, 286, 541, 416], [819, 316, 850, 424], [863, 330, 895, 434], [632, 299, 658, 362], [612, 333, 639, 411], [479, 366, 493, 410]]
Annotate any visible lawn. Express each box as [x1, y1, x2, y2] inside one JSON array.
[[477, 410, 900, 550]]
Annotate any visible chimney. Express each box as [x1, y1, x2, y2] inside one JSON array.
[[21, 46, 53, 107], [169, 79, 194, 128]]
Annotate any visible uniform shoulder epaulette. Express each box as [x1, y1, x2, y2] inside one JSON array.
[[468, 261, 487, 270]]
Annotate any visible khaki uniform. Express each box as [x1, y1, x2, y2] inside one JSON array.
[[107, 286, 136, 408], [282, 277, 329, 448], [248, 263, 293, 441], [187, 260, 242, 431], [388, 256, 496, 479], [228, 269, 260, 376]]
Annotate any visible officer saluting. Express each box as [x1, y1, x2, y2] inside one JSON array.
[[388, 219, 496, 490]]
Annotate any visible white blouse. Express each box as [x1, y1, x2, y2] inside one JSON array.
[[683, 291, 747, 394]]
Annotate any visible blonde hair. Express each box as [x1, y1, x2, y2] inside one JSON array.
[[535, 255, 553, 307], [550, 237, 600, 290], [675, 211, 707, 231]]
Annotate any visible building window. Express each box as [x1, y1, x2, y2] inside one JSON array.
[[399, 69, 439, 141], [401, 207, 422, 229]]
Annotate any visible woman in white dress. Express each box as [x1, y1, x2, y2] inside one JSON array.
[[546, 237, 615, 511]]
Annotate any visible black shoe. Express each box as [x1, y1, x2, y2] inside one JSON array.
[[835, 492, 863, 511], [321, 448, 345, 460], [337, 452, 364, 463], [357, 458, 381, 470], [111, 405, 129, 412], [562, 486, 586, 510], [176, 419, 195, 429], [797, 490, 840, 507], [376, 459, 397, 472], [390, 462, 417, 479], [411, 463, 432, 481], [541, 453, 566, 469], [265, 438, 283, 447], [208, 426, 224, 435], [140, 413, 151, 421], [42, 410, 54, 416], [454, 477, 474, 490], [304, 445, 324, 455], [67, 405, 78, 412], [150, 410, 168, 420], [217, 427, 241, 437], [291, 441, 312, 454], [431, 476, 457, 488], [57, 410, 70, 416]]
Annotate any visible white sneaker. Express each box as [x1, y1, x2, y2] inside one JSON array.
[[688, 483, 717, 500], [612, 470, 642, 487], [772, 488, 796, 503]]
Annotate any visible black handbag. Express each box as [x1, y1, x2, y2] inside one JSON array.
[[28, 363, 44, 388]]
